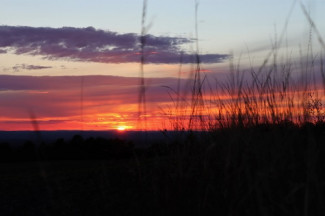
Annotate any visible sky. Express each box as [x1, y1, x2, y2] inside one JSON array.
[[0, 0, 325, 131]]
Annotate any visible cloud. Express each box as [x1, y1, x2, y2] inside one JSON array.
[[0, 75, 183, 120], [25, 65, 52, 70], [0, 25, 228, 64], [12, 64, 52, 72], [0, 49, 6, 54]]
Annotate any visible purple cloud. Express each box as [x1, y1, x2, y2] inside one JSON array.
[[0, 25, 228, 64]]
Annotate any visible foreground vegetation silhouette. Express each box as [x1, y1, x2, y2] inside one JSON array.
[[1, 121, 325, 215]]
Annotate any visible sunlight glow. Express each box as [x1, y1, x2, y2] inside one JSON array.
[[117, 126, 126, 131]]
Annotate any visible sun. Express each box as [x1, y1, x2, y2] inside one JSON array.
[[117, 126, 126, 131]]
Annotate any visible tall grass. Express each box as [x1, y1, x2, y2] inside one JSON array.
[[164, 4, 325, 132], [141, 4, 325, 214], [138, 0, 150, 132], [172, 53, 325, 130]]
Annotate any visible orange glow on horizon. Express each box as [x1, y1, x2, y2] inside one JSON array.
[[1, 73, 325, 131]]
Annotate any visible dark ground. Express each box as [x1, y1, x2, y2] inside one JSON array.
[[1, 122, 325, 215]]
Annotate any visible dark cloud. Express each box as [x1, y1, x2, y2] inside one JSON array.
[[12, 64, 52, 72], [25, 65, 52, 70], [0, 25, 228, 64], [0, 75, 140, 91]]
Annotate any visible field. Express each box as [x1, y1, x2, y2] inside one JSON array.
[[1, 122, 325, 215]]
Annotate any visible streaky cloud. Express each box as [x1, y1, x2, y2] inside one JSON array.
[[12, 64, 52, 72], [0, 25, 228, 64], [0, 75, 183, 119]]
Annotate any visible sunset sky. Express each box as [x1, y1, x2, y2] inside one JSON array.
[[0, 0, 324, 131]]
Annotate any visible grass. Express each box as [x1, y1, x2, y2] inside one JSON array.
[[160, 1, 325, 131], [146, 1, 325, 215]]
